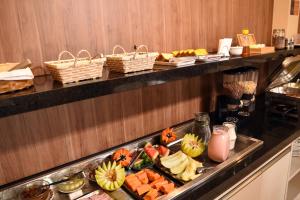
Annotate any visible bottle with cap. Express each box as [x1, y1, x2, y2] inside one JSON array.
[[241, 29, 250, 56], [223, 122, 237, 150]]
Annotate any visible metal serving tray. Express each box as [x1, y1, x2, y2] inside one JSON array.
[[157, 122, 263, 200], [0, 121, 263, 200]]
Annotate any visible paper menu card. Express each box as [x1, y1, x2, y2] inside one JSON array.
[[218, 38, 232, 57]]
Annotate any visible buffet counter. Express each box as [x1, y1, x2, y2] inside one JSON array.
[[1, 96, 299, 200]]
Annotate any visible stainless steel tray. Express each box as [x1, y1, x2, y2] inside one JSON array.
[[0, 121, 263, 200], [157, 122, 263, 200]]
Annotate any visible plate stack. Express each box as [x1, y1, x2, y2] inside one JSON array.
[[292, 138, 300, 157]]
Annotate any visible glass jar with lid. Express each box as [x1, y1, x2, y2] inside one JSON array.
[[272, 29, 286, 49], [192, 112, 211, 145]]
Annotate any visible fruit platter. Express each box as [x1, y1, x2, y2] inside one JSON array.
[[0, 121, 263, 200], [123, 168, 177, 200]]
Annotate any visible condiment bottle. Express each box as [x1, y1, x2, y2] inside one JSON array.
[[223, 122, 237, 150], [208, 125, 230, 162], [272, 29, 286, 49], [241, 29, 250, 56], [192, 112, 211, 146]]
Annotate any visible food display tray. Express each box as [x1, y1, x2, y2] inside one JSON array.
[[155, 133, 263, 184], [0, 121, 263, 200], [154, 122, 263, 199]]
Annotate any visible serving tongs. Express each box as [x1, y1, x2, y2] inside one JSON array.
[[127, 147, 144, 170], [165, 138, 214, 174]]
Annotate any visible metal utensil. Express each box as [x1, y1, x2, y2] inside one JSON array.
[[196, 166, 214, 174], [128, 148, 143, 170], [166, 138, 183, 148], [42, 170, 85, 188]]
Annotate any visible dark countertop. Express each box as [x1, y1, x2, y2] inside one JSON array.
[[178, 96, 300, 200], [1, 48, 300, 118]]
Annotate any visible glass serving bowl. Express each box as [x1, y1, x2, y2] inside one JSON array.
[[20, 180, 52, 200]]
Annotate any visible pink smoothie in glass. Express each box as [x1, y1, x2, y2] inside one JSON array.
[[208, 125, 230, 162]]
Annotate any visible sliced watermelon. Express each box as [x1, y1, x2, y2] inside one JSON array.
[[144, 142, 153, 148], [144, 147, 159, 161], [156, 145, 170, 157]]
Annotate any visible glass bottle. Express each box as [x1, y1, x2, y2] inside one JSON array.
[[272, 29, 286, 49], [192, 112, 211, 145], [223, 122, 237, 150], [208, 125, 230, 162]]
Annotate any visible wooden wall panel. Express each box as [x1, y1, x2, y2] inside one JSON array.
[[0, 0, 273, 70], [0, 0, 274, 185]]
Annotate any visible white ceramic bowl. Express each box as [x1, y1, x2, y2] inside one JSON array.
[[229, 46, 243, 56]]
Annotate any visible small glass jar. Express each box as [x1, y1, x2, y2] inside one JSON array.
[[272, 29, 286, 49], [192, 112, 211, 145]]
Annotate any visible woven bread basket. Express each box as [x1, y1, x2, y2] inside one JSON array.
[[45, 50, 105, 84], [105, 45, 158, 73]]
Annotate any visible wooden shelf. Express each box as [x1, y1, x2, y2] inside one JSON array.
[[289, 156, 300, 181], [0, 48, 299, 118]]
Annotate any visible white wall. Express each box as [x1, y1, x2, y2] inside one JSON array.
[[272, 0, 299, 38]]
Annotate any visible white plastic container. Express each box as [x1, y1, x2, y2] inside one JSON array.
[[223, 122, 237, 150], [229, 46, 243, 56]]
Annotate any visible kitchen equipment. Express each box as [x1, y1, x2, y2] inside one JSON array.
[[265, 55, 300, 127], [192, 112, 212, 145], [223, 69, 245, 110], [272, 29, 286, 49], [283, 82, 300, 95], [238, 67, 259, 116], [229, 46, 243, 56], [208, 125, 230, 162], [222, 67, 259, 117]]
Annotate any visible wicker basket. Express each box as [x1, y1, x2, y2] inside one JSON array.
[[45, 50, 105, 84], [0, 79, 33, 94], [105, 45, 158, 73]]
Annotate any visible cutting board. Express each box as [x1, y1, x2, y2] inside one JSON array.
[[250, 46, 275, 54]]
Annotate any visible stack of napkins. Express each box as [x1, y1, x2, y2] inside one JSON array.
[[293, 138, 300, 157], [0, 67, 34, 80]]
